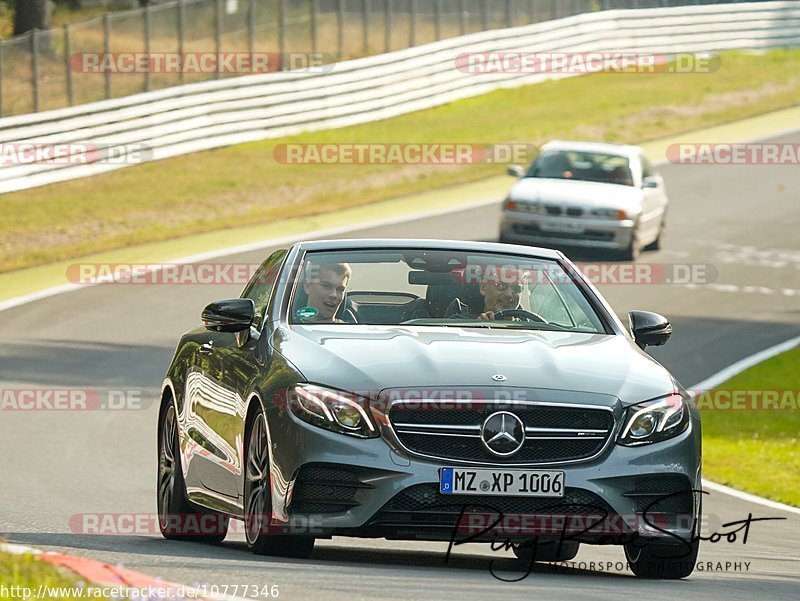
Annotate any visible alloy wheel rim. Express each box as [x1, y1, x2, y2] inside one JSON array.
[[245, 413, 270, 544]]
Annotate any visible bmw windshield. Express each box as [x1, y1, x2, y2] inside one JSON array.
[[289, 249, 608, 332], [526, 149, 634, 186]]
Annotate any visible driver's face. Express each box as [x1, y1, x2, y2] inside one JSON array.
[[480, 281, 522, 313], [303, 267, 349, 322]]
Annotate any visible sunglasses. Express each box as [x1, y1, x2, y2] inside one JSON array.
[[492, 283, 524, 293]]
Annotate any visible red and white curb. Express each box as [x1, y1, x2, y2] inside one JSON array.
[[0, 542, 246, 600]]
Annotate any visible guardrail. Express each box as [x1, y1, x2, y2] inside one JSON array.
[[1, 1, 798, 194]]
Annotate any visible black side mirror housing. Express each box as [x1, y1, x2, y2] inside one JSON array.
[[629, 310, 672, 349], [202, 298, 255, 333]]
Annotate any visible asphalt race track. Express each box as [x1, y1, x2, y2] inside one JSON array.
[[1, 131, 799, 600]]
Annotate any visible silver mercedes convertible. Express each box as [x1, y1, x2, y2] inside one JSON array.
[[158, 238, 701, 579]]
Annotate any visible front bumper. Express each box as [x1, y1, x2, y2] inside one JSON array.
[[499, 211, 635, 250], [266, 406, 701, 546]]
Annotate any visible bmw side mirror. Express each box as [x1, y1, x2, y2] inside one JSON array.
[[202, 298, 255, 333], [507, 165, 524, 178], [629, 310, 672, 349]]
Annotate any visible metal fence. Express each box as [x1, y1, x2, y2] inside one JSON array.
[[0, 0, 775, 117]]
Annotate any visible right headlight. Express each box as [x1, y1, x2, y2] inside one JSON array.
[[288, 384, 378, 439], [617, 393, 690, 446], [590, 207, 628, 220]]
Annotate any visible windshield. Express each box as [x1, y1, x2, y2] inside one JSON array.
[[289, 249, 606, 332], [526, 149, 634, 186]]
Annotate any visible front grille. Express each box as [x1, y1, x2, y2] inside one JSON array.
[[512, 223, 615, 242], [291, 464, 373, 513], [389, 402, 614, 465]]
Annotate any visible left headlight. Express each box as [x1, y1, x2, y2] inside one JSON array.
[[289, 384, 379, 438], [617, 393, 690, 446]]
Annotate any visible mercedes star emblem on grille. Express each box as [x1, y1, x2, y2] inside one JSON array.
[[480, 411, 525, 456]]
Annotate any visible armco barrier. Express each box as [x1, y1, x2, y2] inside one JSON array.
[[0, 1, 798, 194]]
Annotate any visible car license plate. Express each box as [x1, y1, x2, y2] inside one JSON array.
[[540, 221, 584, 234], [440, 468, 565, 497]]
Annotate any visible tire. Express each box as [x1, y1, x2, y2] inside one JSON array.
[[157, 401, 229, 543], [618, 225, 641, 262], [513, 540, 579, 563], [244, 410, 315, 558], [624, 539, 699, 579], [644, 217, 666, 252]]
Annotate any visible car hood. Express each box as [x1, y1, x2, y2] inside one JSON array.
[[273, 325, 677, 405], [509, 178, 643, 212]]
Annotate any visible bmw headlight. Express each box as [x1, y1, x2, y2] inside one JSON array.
[[590, 208, 628, 220], [618, 394, 690, 446], [289, 384, 378, 438]]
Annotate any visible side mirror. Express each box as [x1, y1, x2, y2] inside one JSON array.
[[202, 298, 255, 333], [642, 176, 660, 189], [629, 310, 672, 349], [507, 165, 524, 178]]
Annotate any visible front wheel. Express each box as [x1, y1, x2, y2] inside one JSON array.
[[644, 216, 666, 251], [157, 401, 229, 543], [244, 410, 315, 558], [624, 539, 699, 579], [618, 226, 641, 262]]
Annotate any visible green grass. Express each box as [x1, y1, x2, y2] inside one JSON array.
[[0, 551, 108, 601], [3, 49, 800, 273], [700, 346, 800, 506]]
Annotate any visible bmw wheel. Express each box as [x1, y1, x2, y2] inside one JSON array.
[[245, 410, 315, 558], [157, 401, 229, 543], [618, 224, 641, 262], [644, 215, 666, 251]]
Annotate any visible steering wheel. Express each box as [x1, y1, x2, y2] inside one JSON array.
[[493, 309, 549, 324]]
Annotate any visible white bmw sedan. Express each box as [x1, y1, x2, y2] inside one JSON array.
[[499, 141, 668, 261]]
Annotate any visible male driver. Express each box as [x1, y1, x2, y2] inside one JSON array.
[[301, 261, 352, 323], [447, 266, 527, 320], [475, 280, 524, 320]]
